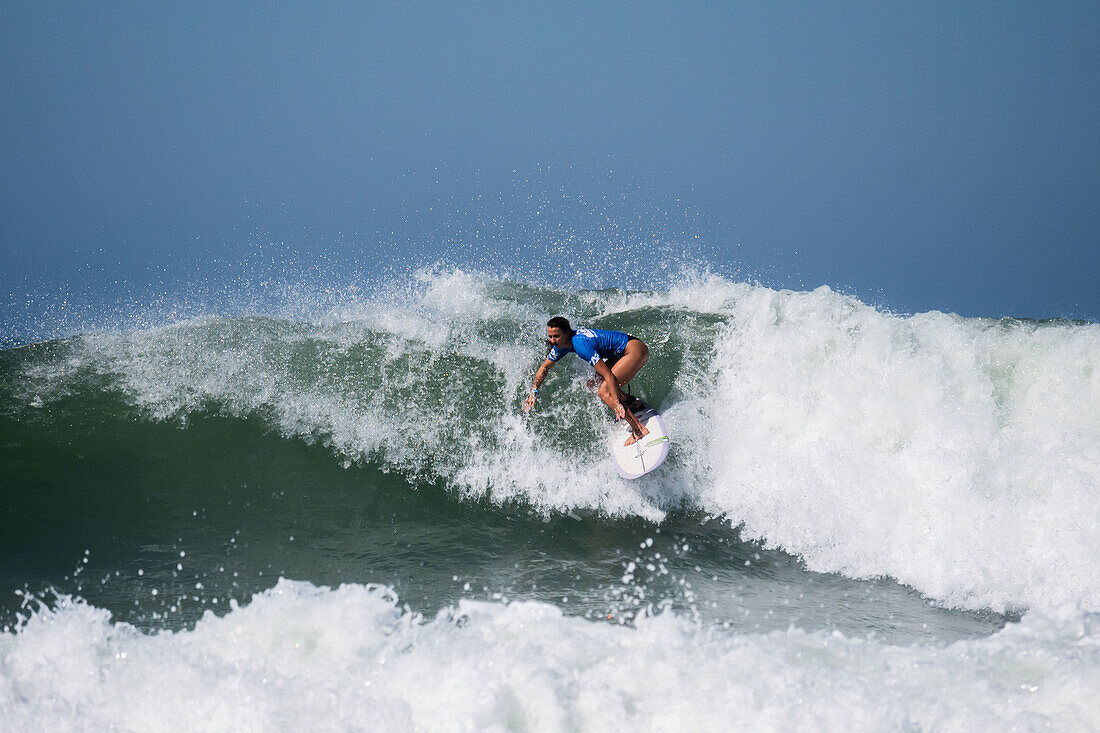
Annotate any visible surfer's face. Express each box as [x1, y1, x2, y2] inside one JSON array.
[[546, 327, 568, 347]]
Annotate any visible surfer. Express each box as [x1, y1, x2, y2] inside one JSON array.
[[523, 316, 651, 446]]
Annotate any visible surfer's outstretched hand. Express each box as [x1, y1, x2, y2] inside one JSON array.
[[522, 393, 536, 413]]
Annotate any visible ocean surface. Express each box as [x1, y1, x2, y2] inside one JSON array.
[[2, 269, 1099, 730]]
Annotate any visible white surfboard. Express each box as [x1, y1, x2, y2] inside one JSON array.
[[609, 400, 670, 479]]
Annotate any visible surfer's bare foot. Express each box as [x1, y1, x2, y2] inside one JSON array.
[[624, 425, 649, 446]]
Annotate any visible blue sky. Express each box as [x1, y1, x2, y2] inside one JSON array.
[[2, 2, 1098, 334]]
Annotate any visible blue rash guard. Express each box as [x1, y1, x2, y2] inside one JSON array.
[[548, 328, 631, 367]]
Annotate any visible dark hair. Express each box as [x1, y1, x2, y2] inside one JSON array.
[[546, 316, 573, 334], [545, 316, 573, 355]]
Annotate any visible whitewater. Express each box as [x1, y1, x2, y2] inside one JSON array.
[[2, 269, 1099, 730]]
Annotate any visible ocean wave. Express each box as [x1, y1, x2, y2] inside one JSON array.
[[4, 269, 1099, 612]]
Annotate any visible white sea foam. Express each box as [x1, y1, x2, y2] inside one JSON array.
[[2, 579, 1097, 732], [683, 284, 1100, 612]]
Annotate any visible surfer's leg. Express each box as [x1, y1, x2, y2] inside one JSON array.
[[597, 376, 649, 445], [610, 339, 649, 391], [606, 340, 651, 444], [623, 414, 648, 446]]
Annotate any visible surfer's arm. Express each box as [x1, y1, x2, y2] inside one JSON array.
[[523, 359, 556, 412]]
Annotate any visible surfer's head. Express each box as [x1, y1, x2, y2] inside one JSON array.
[[546, 316, 574, 351], [546, 316, 573, 335]]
